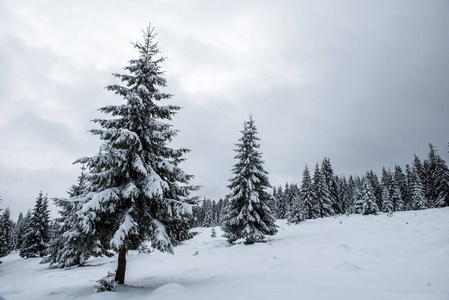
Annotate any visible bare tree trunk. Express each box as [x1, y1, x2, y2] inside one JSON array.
[[115, 247, 127, 284]]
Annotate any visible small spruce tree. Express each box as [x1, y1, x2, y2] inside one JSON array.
[[222, 115, 277, 244]]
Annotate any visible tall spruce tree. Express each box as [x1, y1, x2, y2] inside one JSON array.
[[410, 163, 428, 210], [381, 185, 394, 215], [222, 116, 277, 244], [275, 185, 288, 219], [321, 158, 341, 214], [287, 193, 304, 224], [337, 176, 351, 214], [299, 165, 317, 219], [0, 208, 13, 258], [366, 170, 382, 209], [393, 166, 406, 211], [352, 186, 364, 214], [380, 168, 395, 214], [312, 163, 334, 218], [20, 191, 50, 258], [202, 199, 213, 227], [11, 212, 25, 250], [360, 177, 379, 215], [426, 144, 449, 207], [433, 155, 449, 207], [71, 25, 197, 284], [404, 165, 413, 210]]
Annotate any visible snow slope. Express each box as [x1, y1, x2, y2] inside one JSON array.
[[1, 208, 448, 300]]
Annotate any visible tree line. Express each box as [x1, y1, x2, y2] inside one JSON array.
[[192, 143, 449, 227]]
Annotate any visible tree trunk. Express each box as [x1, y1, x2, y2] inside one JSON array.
[[115, 247, 127, 284]]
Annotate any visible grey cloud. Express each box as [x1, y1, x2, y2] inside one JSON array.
[[1, 0, 449, 217]]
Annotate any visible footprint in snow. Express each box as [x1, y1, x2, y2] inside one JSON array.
[[333, 262, 362, 272], [338, 244, 351, 251]]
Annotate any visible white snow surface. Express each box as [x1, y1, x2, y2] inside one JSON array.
[[1, 208, 448, 300]]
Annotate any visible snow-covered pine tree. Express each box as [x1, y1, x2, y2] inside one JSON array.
[[381, 185, 394, 215], [321, 158, 341, 214], [11, 212, 24, 250], [202, 199, 213, 227], [299, 165, 317, 220], [360, 178, 379, 215], [283, 183, 298, 216], [287, 193, 304, 224], [404, 164, 413, 210], [275, 185, 288, 219], [16, 210, 31, 250], [312, 163, 334, 218], [219, 198, 229, 225], [380, 168, 394, 214], [216, 199, 225, 225], [337, 176, 351, 214], [413, 154, 427, 190], [410, 163, 428, 210], [433, 155, 449, 207], [425, 144, 449, 207], [366, 170, 382, 209], [41, 165, 105, 268], [394, 165, 407, 211], [71, 25, 197, 284], [266, 187, 277, 213], [352, 186, 364, 214], [222, 116, 277, 244], [20, 191, 50, 258], [0, 208, 12, 258]]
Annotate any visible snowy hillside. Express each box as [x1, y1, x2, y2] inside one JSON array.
[[1, 208, 448, 300]]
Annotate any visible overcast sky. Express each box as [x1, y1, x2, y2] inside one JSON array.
[[1, 0, 448, 219]]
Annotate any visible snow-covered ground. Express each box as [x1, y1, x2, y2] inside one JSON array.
[[1, 208, 448, 300]]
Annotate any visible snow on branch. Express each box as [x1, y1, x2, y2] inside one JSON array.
[[132, 154, 147, 176], [150, 219, 173, 253], [80, 188, 120, 213], [143, 169, 168, 199], [165, 198, 193, 216], [122, 181, 140, 199], [110, 210, 137, 250]]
